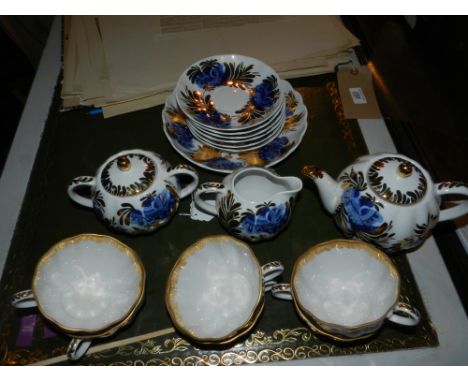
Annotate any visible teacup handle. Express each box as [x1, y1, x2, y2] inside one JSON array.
[[261, 261, 285, 292], [436, 182, 468, 222], [11, 289, 37, 309], [386, 302, 421, 326], [67, 338, 93, 361], [271, 283, 293, 301], [67, 176, 96, 209], [193, 182, 227, 216], [167, 164, 199, 199]]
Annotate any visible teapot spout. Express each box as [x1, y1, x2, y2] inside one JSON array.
[[302, 165, 341, 214]]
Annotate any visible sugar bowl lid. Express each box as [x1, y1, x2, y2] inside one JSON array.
[[367, 155, 428, 205], [100, 151, 156, 197]]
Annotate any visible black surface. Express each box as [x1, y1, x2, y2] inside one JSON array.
[[342, 15, 468, 316]]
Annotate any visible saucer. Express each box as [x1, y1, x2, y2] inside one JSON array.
[[162, 80, 308, 174]]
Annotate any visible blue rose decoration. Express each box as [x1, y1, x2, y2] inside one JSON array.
[[195, 63, 226, 89], [240, 204, 289, 236], [196, 110, 231, 128], [171, 122, 194, 150], [142, 189, 176, 223], [130, 190, 177, 227], [130, 209, 148, 226], [259, 137, 289, 161], [252, 80, 275, 109], [342, 188, 384, 233], [206, 157, 243, 170]]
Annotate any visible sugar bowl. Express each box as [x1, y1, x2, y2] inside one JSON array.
[[68, 149, 199, 234], [272, 239, 420, 341], [165, 235, 284, 344], [11, 234, 146, 361]]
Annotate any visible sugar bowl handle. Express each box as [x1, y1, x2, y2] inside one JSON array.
[[261, 261, 285, 292], [67, 176, 96, 209], [386, 302, 421, 326], [436, 182, 468, 222], [67, 338, 93, 361], [167, 164, 199, 199], [11, 289, 37, 309], [271, 283, 293, 301], [193, 182, 227, 216]]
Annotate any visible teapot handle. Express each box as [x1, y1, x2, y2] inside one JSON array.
[[167, 165, 199, 199], [67, 176, 96, 209], [436, 182, 468, 222]]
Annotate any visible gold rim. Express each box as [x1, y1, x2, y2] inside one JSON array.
[[165, 235, 264, 345], [291, 239, 400, 338], [32, 234, 146, 338]]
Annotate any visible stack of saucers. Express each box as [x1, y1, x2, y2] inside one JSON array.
[[163, 54, 308, 173]]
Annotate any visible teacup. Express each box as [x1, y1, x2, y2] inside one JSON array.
[[12, 234, 145, 360], [165, 235, 284, 344], [272, 239, 420, 341]]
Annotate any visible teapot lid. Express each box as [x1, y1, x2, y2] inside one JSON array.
[[367, 156, 427, 205], [100, 152, 156, 197]]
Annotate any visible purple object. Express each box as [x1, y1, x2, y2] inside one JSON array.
[[16, 314, 37, 347]]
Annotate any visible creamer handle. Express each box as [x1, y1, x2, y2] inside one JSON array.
[[193, 182, 226, 216]]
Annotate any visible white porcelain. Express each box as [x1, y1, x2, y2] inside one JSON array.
[[271, 239, 420, 341], [68, 149, 199, 235], [11, 234, 145, 361], [194, 167, 302, 242], [302, 153, 468, 253], [175, 54, 283, 130], [165, 235, 283, 344], [163, 80, 308, 173]]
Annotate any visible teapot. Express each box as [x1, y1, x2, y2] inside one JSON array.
[[194, 167, 303, 242], [302, 153, 468, 253], [68, 149, 199, 234]]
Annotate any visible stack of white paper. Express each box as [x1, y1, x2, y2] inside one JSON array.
[[61, 16, 359, 118]]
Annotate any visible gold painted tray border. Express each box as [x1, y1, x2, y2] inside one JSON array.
[[60, 322, 437, 366]]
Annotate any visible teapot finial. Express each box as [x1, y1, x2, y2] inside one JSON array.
[[117, 155, 131, 171]]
